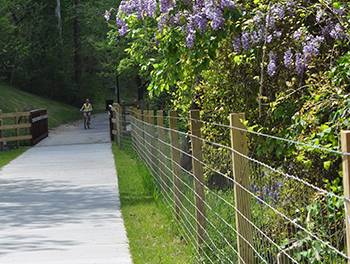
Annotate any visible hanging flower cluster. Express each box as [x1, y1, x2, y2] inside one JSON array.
[[112, 0, 236, 46], [232, 1, 349, 76], [108, 0, 349, 77]]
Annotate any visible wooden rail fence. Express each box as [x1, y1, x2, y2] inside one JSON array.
[[109, 103, 133, 146], [0, 109, 48, 150]]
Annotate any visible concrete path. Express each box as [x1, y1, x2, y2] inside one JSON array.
[[0, 114, 132, 264]]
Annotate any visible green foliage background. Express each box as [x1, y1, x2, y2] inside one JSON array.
[[0, 0, 139, 105], [109, 0, 350, 261]]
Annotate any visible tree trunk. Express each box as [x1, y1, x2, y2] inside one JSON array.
[[56, 0, 63, 42], [73, 0, 82, 93]]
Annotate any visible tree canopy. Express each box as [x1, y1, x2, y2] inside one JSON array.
[[0, 0, 125, 104]]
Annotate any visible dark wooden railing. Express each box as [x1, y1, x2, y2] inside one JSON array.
[[0, 109, 48, 150], [30, 109, 48, 145]]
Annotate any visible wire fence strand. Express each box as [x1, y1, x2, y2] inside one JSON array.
[[111, 106, 349, 264]]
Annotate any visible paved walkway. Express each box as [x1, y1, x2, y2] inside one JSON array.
[[0, 114, 132, 264]]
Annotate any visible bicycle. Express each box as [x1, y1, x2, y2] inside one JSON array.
[[82, 111, 92, 129]]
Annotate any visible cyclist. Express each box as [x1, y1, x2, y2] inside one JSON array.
[[80, 99, 93, 129]]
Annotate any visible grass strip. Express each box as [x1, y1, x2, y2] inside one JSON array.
[[0, 147, 28, 169], [0, 83, 81, 128], [113, 142, 194, 264]]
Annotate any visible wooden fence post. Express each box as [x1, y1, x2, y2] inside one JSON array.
[[112, 104, 118, 145], [109, 105, 114, 141], [136, 109, 142, 150], [141, 110, 145, 155], [117, 104, 122, 147], [0, 110, 3, 151], [118, 104, 123, 146], [129, 107, 135, 145], [148, 110, 157, 173], [29, 110, 34, 146], [15, 114, 19, 148], [341, 131, 350, 262], [169, 111, 182, 220], [230, 113, 254, 264], [142, 110, 150, 165], [157, 110, 166, 193], [189, 110, 206, 248], [144, 110, 150, 152]]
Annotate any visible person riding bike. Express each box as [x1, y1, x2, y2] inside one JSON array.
[[80, 99, 93, 129]]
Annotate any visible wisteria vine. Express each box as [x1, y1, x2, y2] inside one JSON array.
[[106, 0, 349, 78]]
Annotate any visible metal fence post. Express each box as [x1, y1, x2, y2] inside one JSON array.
[[189, 110, 206, 249], [230, 113, 254, 264]]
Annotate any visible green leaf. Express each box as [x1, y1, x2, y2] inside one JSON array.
[[233, 55, 243, 65], [332, 2, 341, 9], [323, 160, 332, 170]]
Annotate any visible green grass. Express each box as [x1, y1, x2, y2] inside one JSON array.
[[0, 83, 82, 170], [0, 82, 81, 128], [113, 142, 194, 264], [0, 147, 28, 169]]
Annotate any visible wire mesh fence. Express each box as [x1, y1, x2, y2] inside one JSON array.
[[110, 104, 350, 264]]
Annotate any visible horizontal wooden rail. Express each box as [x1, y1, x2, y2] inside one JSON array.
[[0, 135, 32, 143], [0, 112, 30, 119], [31, 114, 48, 123], [0, 123, 31, 130], [0, 109, 48, 147]]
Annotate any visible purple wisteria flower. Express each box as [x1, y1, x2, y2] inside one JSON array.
[[266, 12, 276, 30], [116, 17, 128, 36], [332, 7, 345, 16], [253, 11, 264, 25], [160, 0, 174, 13], [286, 0, 296, 12], [204, 1, 225, 30], [271, 4, 285, 20], [241, 32, 250, 50], [186, 29, 196, 48], [251, 31, 261, 44], [118, 0, 158, 19], [266, 34, 273, 43], [295, 52, 305, 75], [158, 13, 169, 32], [220, 0, 235, 9], [267, 51, 277, 77], [316, 8, 325, 23], [189, 7, 208, 33], [293, 28, 302, 40], [302, 35, 324, 63], [145, 0, 157, 17], [233, 36, 241, 53], [284, 49, 293, 69], [330, 23, 344, 40]]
